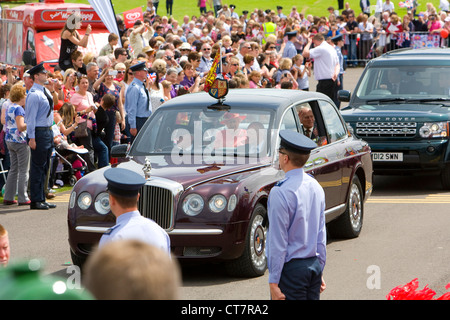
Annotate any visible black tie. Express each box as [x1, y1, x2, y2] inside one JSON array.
[[43, 88, 54, 118], [143, 85, 150, 110], [306, 129, 311, 137]]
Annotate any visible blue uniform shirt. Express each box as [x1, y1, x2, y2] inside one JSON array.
[[266, 168, 327, 284], [124, 78, 152, 129], [99, 210, 171, 255], [24, 83, 54, 139], [282, 40, 297, 59]]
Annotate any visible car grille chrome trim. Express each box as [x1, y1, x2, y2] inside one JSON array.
[[75, 226, 222, 235], [138, 185, 174, 230], [356, 122, 417, 137], [138, 177, 184, 232]]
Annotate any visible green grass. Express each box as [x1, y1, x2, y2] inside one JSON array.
[[68, 0, 437, 23]]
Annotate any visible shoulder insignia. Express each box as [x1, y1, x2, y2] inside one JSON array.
[[103, 224, 120, 235], [30, 89, 36, 92], [275, 177, 288, 187]]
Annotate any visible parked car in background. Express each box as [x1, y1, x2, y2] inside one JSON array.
[[68, 89, 373, 277], [339, 48, 450, 189]]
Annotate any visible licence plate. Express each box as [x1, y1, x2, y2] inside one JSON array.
[[372, 152, 403, 161]]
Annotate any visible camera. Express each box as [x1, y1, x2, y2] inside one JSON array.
[[108, 70, 118, 76]]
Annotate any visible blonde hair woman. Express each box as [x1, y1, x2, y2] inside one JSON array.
[[3, 84, 30, 206]]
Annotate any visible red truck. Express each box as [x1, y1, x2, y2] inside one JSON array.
[[0, 0, 109, 70]]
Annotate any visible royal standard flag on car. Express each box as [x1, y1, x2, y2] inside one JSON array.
[[204, 49, 222, 93]]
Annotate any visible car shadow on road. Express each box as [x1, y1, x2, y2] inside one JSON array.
[[180, 261, 263, 286], [372, 174, 446, 196]]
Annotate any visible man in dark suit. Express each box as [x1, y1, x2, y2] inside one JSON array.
[[298, 106, 318, 140]]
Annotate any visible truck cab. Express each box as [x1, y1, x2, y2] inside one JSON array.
[[0, 0, 109, 70]]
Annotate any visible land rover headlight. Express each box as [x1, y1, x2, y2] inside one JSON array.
[[419, 122, 448, 138], [77, 192, 92, 210], [94, 192, 110, 215], [182, 194, 204, 216], [209, 194, 227, 213]]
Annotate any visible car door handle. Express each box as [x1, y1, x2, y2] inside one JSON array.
[[314, 159, 326, 165], [304, 162, 313, 169]]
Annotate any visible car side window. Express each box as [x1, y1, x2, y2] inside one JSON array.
[[318, 100, 347, 143], [279, 107, 298, 132]]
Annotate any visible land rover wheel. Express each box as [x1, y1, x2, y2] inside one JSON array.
[[328, 176, 363, 239], [226, 204, 267, 277], [441, 165, 450, 190]]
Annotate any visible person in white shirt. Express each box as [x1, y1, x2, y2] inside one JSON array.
[[382, 0, 395, 13], [302, 33, 340, 101]]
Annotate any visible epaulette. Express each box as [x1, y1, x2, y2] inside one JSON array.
[[103, 224, 120, 235], [275, 177, 288, 187], [30, 88, 36, 93]]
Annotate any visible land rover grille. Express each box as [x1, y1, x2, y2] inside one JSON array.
[[356, 122, 417, 137]]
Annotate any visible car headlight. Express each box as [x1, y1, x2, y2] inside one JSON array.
[[69, 191, 76, 209], [209, 194, 227, 213], [182, 194, 204, 216], [94, 192, 110, 215], [228, 194, 237, 212], [419, 122, 448, 138], [77, 192, 92, 210]]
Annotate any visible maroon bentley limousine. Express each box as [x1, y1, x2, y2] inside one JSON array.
[[68, 89, 373, 277]]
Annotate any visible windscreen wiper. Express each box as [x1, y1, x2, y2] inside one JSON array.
[[366, 97, 407, 104]]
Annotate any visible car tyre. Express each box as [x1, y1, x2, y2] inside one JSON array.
[[328, 175, 363, 239], [225, 203, 267, 277], [70, 249, 87, 270], [441, 165, 450, 190]]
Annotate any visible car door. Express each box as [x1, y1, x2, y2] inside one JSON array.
[[316, 99, 352, 206], [295, 100, 344, 210]]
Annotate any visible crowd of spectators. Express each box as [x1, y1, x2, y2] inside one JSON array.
[[1, 1, 450, 200]]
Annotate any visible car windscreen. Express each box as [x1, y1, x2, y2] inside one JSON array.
[[131, 106, 275, 158], [354, 66, 450, 104]]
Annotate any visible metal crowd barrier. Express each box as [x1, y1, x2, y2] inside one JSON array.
[[339, 31, 449, 66]]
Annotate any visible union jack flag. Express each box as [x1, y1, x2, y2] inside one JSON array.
[[148, 72, 157, 82]]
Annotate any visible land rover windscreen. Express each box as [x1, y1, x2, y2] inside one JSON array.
[[339, 48, 450, 189]]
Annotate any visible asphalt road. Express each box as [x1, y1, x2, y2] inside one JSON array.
[[2, 67, 449, 300]]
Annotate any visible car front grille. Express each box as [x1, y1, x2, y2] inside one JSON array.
[[356, 122, 417, 137], [138, 185, 174, 230]]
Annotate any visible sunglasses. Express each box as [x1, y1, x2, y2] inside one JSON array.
[[231, 63, 239, 66], [117, 70, 125, 74], [202, 48, 211, 51]]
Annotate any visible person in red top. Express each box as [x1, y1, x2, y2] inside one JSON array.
[[386, 14, 403, 50], [214, 113, 247, 149]]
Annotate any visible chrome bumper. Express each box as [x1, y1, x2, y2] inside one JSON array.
[[75, 226, 223, 235]]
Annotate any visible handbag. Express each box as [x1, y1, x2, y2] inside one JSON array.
[[73, 121, 88, 138]]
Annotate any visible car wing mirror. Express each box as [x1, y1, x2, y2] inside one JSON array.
[[111, 144, 129, 158], [338, 90, 351, 102]]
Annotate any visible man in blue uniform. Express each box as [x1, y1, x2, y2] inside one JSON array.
[[99, 168, 170, 255], [282, 31, 298, 59], [125, 61, 152, 142], [25, 63, 57, 210], [267, 130, 326, 300]]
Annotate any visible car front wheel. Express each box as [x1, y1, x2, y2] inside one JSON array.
[[226, 204, 267, 277], [328, 176, 363, 239]]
